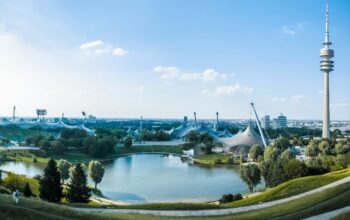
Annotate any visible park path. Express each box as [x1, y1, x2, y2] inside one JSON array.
[[305, 205, 350, 220], [74, 176, 350, 217]]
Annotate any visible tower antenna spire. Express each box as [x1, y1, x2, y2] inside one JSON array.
[[325, 0, 330, 45]]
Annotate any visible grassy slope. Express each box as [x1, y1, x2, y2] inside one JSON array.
[[193, 154, 237, 165], [332, 212, 350, 220], [225, 168, 350, 208], [1, 181, 350, 220]]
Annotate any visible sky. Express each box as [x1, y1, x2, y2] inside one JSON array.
[[0, 0, 349, 120]]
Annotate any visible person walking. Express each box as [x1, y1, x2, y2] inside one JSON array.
[[12, 189, 20, 204]]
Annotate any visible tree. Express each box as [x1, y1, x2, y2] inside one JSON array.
[[264, 145, 279, 161], [281, 150, 295, 160], [50, 141, 66, 155], [274, 137, 290, 151], [249, 144, 263, 162], [266, 159, 286, 187], [239, 164, 261, 192], [306, 142, 319, 157], [66, 163, 91, 203], [23, 182, 32, 197], [57, 159, 71, 184], [186, 131, 200, 143], [39, 139, 51, 152], [88, 160, 105, 189], [335, 142, 349, 155], [39, 158, 62, 203], [124, 136, 133, 148], [319, 141, 331, 155], [259, 160, 273, 187], [0, 169, 2, 185], [283, 159, 308, 180]]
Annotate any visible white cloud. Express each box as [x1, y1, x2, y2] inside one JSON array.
[[332, 103, 350, 108], [153, 66, 227, 82], [113, 48, 128, 56], [281, 22, 309, 35], [79, 41, 127, 57], [79, 40, 103, 49], [290, 95, 310, 104], [317, 90, 324, 94], [202, 83, 253, 97], [272, 97, 287, 103]]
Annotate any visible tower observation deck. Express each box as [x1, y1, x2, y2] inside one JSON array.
[[320, 0, 334, 139]]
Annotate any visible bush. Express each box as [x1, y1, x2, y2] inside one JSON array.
[[23, 182, 32, 197], [219, 193, 242, 204], [0, 185, 11, 194], [214, 159, 223, 165], [32, 156, 37, 163], [224, 157, 234, 165]]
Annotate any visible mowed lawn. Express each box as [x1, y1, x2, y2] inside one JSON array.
[[225, 168, 350, 208], [1, 180, 350, 220]]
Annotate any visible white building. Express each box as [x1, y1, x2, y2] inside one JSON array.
[[272, 114, 287, 129], [261, 115, 270, 129]]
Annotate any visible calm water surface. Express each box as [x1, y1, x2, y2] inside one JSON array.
[[0, 154, 255, 203]]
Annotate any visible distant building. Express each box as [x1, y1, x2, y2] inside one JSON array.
[[261, 115, 270, 129], [272, 114, 287, 129]]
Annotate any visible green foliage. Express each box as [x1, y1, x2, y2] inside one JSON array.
[[259, 160, 273, 187], [23, 182, 32, 197], [60, 128, 88, 140], [123, 136, 133, 149], [39, 159, 62, 203], [249, 144, 263, 162], [335, 142, 349, 155], [273, 137, 290, 151], [263, 145, 279, 161], [239, 164, 261, 192], [57, 159, 71, 183], [66, 163, 91, 203], [283, 159, 308, 180], [319, 141, 332, 155], [306, 141, 319, 157], [266, 159, 286, 187], [88, 160, 105, 189], [281, 149, 295, 160], [219, 193, 242, 204], [83, 136, 115, 158], [50, 140, 66, 155]]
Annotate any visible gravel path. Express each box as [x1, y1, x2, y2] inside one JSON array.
[[74, 176, 350, 217], [305, 206, 350, 220]]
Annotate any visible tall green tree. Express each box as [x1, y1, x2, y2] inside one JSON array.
[[124, 136, 133, 148], [264, 145, 279, 161], [266, 159, 286, 187], [259, 160, 273, 187], [249, 144, 263, 162], [239, 164, 261, 192], [281, 150, 295, 160], [306, 142, 319, 157], [283, 159, 308, 180], [23, 182, 32, 197], [88, 160, 105, 189], [66, 163, 91, 203], [39, 158, 62, 203], [57, 159, 71, 184]]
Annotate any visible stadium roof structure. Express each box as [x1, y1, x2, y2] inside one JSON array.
[[218, 125, 264, 150]]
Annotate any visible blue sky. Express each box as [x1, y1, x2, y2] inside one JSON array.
[[0, 0, 349, 120]]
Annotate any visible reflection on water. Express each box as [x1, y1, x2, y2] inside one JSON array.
[[0, 154, 259, 204]]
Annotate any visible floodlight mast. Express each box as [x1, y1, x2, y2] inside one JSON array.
[[250, 102, 267, 148]]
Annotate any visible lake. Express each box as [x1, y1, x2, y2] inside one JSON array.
[[0, 154, 257, 203]]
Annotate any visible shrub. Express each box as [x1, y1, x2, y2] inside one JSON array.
[[32, 157, 37, 163], [214, 159, 223, 165], [219, 193, 242, 204], [23, 182, 32, 197]]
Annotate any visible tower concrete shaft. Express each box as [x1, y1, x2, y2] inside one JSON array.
[[320, 0, 334, 139]]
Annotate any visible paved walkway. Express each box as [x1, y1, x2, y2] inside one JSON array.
[[305, 206, 350, 220], [75, 176, 350, 217]]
